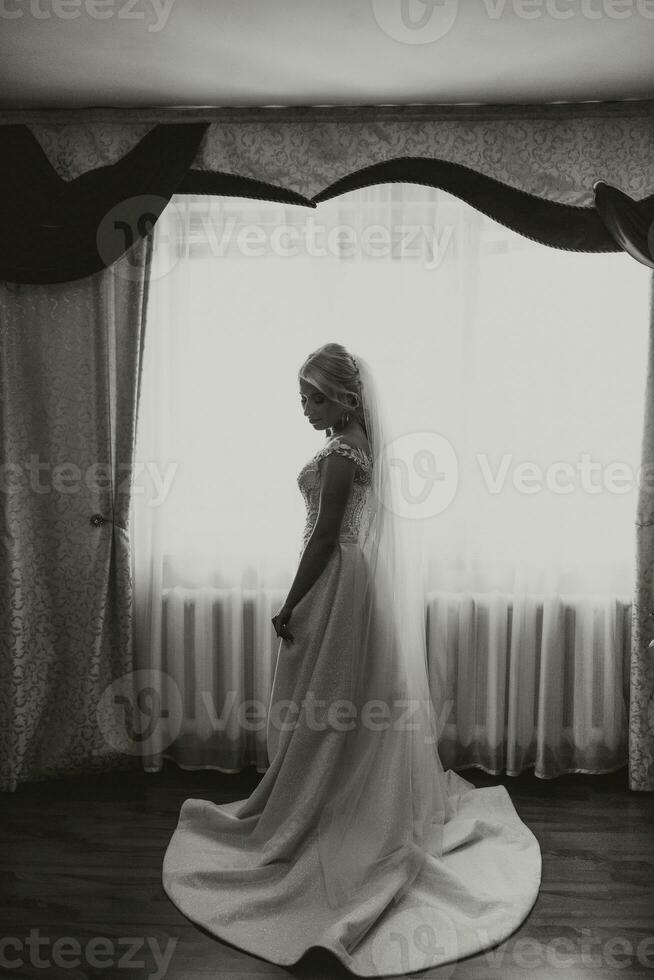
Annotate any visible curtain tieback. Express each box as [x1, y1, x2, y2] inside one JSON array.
[[90, 513, 126, 530]]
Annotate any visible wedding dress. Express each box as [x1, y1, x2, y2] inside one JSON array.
[[162, 434, 542, 976]]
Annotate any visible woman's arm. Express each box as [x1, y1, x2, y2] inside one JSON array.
[[283, 451, 357, 611]]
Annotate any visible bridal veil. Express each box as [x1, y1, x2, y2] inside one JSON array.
[[317, 352, 450, 908]]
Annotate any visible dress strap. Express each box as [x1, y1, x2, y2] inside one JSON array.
[[315, 437, 372, 472]]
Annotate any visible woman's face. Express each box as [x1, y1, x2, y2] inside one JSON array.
[[299, 378, 344, 432]]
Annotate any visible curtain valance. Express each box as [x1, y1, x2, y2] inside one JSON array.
[[2, 101, 654, 283]]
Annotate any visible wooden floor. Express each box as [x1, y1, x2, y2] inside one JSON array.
[[1, 762, 653, 980]]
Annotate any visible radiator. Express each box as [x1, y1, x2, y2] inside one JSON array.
[[158, 586, 631, 775], [425, 590, 631, 772]]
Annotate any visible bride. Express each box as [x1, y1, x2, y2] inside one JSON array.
[[162, 342, 542, 976]]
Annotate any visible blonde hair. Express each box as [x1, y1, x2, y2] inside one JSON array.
[[298, 342, 368, 439]]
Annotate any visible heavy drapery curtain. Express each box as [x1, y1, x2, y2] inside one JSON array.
[[0, 238, 152, 793], [129, 186, 650, 782], [0, 122, 208, 284]]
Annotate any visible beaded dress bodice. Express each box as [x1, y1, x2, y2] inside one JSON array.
[[297, 436, 373, 553]]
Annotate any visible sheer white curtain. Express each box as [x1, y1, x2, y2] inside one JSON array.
[[129, 186, 650, 779]]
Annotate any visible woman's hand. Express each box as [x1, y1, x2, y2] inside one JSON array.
[[272, 603, 295, 642]]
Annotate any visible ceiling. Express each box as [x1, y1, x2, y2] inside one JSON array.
[[1, 0, 654, 109]]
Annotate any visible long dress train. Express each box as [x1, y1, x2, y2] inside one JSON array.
[[162, 436, 542, 976]]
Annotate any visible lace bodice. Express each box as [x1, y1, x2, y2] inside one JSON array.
[[297, 436, 373, 553]]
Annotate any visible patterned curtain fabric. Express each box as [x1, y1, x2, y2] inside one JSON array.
[[191, 105, 654, 206], [0, 237, 152, 792], [631, 275, 654, 791]]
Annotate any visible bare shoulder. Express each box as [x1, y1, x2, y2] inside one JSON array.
[[335, 424, 371, 458]]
